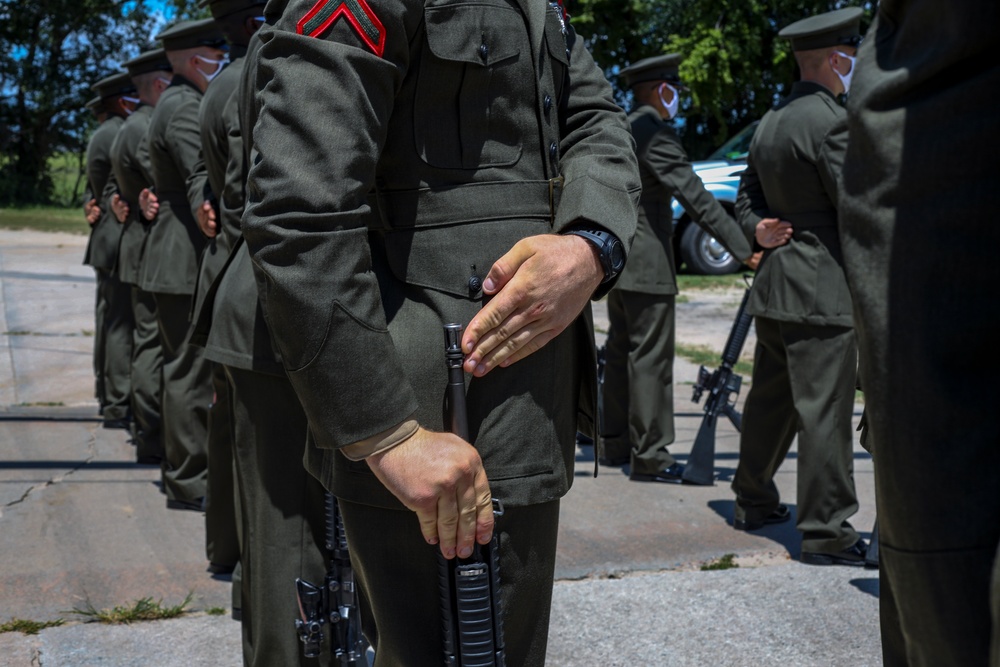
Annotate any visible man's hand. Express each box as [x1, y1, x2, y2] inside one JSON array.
[[138, 188, 159, 221], [196, 200, 218, 238], [746, 250, 763, 271], [111, 194, 130, 224], [84, 198, 101, 226], [366, 427, 494, 560], [461, 234, 603, 377], [755, 218, 793, 248]]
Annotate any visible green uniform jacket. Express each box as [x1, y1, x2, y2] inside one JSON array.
[[840, 2, 1000, 662], [737, 81, 852, 327], [141, 76, 208, 295], [616, 105, 751, 295], [243, 0, 640, 509], [190, 49, 248, 321], [83, 116, 125, 270], [194, 38, 284, 376], [111, 104, 155, 285]]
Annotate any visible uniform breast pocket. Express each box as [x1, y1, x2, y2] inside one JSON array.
[[414, 0, 531, 170]]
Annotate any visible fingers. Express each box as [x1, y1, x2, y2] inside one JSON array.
[[474, 474, 495, 546], [462, 240, 534, 356], [481, 240, 531, 295]]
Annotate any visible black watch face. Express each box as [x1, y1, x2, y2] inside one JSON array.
[[609, 240, 625, 272]]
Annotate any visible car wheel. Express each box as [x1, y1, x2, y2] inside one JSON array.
[[679, 222, 742, 275]]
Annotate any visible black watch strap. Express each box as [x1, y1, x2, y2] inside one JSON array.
[[564, 227, 625, 284]]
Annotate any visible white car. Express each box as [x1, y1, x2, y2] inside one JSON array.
[[671, 122, 758, 274]]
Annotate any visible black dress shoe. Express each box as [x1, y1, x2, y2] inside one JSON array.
[[801, 538, 868, 567], [630, 462, 685, 484], [166, 497, 205, 512], [208, 562, 236, 576], [598, 455, 629, 467], [733, 504, 791, 531]]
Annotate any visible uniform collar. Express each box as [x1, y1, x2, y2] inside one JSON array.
[[790, 80, 838, 101]]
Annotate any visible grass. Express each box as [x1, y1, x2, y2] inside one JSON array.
[[50, 152, 87, 206], [205, 606, 227, 616], [70, 593, 192, 625], [0, 618, 65, 635], [676, 342, 754, 377], [677, 271, 752, 292], [0, 206, 90, 235], [700, 553, 739, 571], [16, 401, 66, 407]]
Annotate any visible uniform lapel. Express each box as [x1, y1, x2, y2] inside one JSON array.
[[511, 0, 545, 62]]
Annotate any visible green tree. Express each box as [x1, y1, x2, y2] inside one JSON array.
[[0, 1, 156, 205], [572, 0, 873, 158], [0, 0, 203, 207]]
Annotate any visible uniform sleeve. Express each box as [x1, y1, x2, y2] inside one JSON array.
[[187, 158, 211, 222], [818, 115, 848, 207], [167, 95, 208, 207], [650, 130, 752, 261], [242, 1, 424, 450], [552, 25, 640, 251], [736, 150, 768, 244]]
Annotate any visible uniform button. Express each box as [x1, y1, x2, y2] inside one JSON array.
[[544, 95, 552, 114], [479, 43, 488, 61], [549, 141, 558, 160], [468, 275, 483, 293]]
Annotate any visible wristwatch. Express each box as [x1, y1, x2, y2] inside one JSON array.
[[565, 227, 626, 283]]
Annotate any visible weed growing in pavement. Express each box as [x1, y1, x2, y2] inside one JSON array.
[[701, 554, 739, 571], [0, 618, 65, 635], [675, 343, 753, 376], [205, 607, 227, 616], [70, 593, 193, 625]]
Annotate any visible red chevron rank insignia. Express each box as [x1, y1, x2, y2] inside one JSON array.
[[297, 0, 386, 57]]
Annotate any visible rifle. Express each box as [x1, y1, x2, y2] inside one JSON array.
[[682, 281, 754, 486], [294, 492, 368, 665], [439, 323, 506, 667]]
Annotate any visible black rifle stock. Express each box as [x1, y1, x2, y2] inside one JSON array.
[[683, 285, 754, 486], [294, 492, 368, 664], [440, 323, 506, 667]]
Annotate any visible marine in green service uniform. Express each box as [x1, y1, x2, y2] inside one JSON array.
[[83, 71, 137, 430], [601, 53, 753, 483], [731, 7, 867, 565], [242, 1, 640, 663], [190, 3, 334, 662], [110, 48, 173, 465], [141, 18, 227, 512], [839, 1, 1000, 662], [183, 0, 265, 580]]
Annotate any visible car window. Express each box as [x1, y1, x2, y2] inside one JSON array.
[[707, 121, 758, 162]]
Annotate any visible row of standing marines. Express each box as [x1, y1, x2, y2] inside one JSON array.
[[80, 0, 1000, 665]]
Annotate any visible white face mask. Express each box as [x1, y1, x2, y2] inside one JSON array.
[[658, 83, 680, 120], [195, 54, 228, 83], [833, 51, 856, 94], [157, 76, 173, 88], [121, 96, 140, 115]]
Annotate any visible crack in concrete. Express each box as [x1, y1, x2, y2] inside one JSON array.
[[2, 428, 98, 511]]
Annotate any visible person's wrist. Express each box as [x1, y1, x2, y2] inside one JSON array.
[[562, 226, 625, 283]]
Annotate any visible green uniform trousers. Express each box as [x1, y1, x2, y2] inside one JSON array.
[[733, 316, 860, 554], [205, 363, 239, 570], [92, 270, 108, 409], [225, 366, 328, 667], [129, 286, 163, 463], [602, 289, 676, 473], [340, 498, 560, 667], [153, 292, 209, 503], [98, 269, 134, 422]]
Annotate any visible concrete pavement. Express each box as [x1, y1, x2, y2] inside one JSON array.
[[0, 229, 881, 666]]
